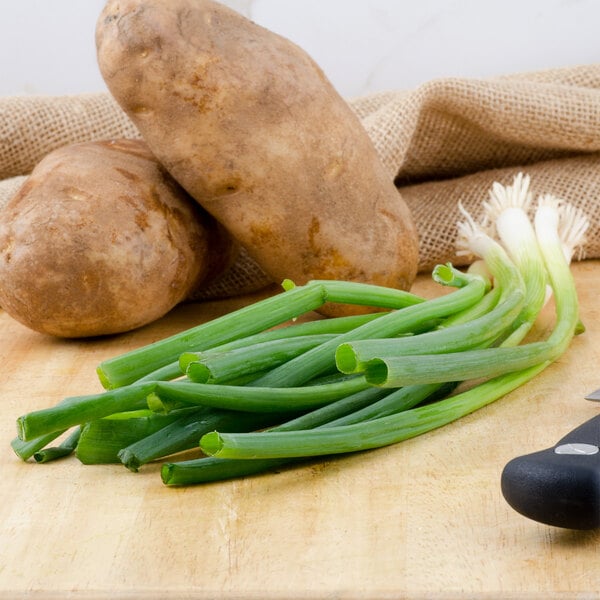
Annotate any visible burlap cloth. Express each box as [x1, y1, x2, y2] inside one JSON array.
[[2, 64, 600, 298]]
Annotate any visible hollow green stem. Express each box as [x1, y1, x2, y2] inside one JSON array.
[[11, 429, 66, 461], [336, 285, 523, 373], [325, 382, 458, 426], [363, 344, 553, 386], [119, 406, 296, 472], [362, 200, 580, 387], [177, 312, 388, 373], [250, 265, 487, 388], [439, 284, 500, 328], [185, 334, 336, 383], [33, 427, 82, 463], [96, 282, 329, 389], [16, 381, 157, 441], [161, 386, 391, 485], [199, 363, 548, 460], [75, 408, 197, 464], [150, 375, 371, 413], [162, 383, 456, 485], [336, 246, 522, 374], [306, 279, 424, 309]]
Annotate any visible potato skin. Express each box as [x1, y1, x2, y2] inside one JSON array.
[[0, 139, 236, 337], [96, 0, 419, 316]]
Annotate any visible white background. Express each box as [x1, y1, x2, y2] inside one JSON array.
[[1, 0, 598, 99]]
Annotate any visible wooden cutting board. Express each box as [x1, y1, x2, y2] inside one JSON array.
[[1, 261, 600, 599]]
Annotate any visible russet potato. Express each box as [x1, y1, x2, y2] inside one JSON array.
[[0, 139, 236, 337], [96, 0, 419, 316]]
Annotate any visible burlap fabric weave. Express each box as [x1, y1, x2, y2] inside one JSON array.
[[2, 64, 600, 297]]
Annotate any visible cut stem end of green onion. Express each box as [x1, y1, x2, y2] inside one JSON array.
[[335, 343, 359, 374], [200, 431, 224, 457]]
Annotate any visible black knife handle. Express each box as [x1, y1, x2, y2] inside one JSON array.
[[501, 413, 600, 529]]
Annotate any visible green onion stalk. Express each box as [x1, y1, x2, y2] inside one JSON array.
[[149, 375, 371, 414], [199, 364, 549, 460], [197, 194, 588, 461], [118, 405, 300, 472], [248, 265, 488, 388], [96, 283, 329, 389], [11, 429, 68, 461], [161, 384, 456, 485], [76, 406, 289, 467], [12, 275, 470, 454], [75, 408, 199, 464], [334, 210, 526, 374], [12, 287, 412, 447], [359, 195, 588, 387], [183, 334, 337, 384], [482, 173, 548, 345], [137, 313, 389, 384], [16, 381, 158, 442], [33, 427, 82, 463], [176, 312, 388, 372], [97, 280, 424, 389]]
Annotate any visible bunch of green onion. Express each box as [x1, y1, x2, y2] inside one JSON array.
[[11, 174, 589, 486]]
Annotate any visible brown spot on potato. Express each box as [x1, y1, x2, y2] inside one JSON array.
[[134, 209, 149, 230], [249, 221, 274, 248], [131, 105, 153, 115], [115, 167, 141, 182], [308, 216, 320, 245], [212, 177, 242, 196]]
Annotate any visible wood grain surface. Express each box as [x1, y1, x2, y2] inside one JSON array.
[[1, 262, 600, 599]]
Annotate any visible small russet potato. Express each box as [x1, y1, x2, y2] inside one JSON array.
[[96, 0, 419, 316], [0, 139, 237, 337]]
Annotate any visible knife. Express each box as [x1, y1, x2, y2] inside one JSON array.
[[500, 390, 600, 530]]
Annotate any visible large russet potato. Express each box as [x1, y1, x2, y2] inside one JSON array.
[[96, 0, 419, 316], [0, 139, 236, 337]]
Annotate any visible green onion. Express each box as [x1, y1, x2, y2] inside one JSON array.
[[33, 427, 82, 463], [162, 382, 458, 485], [76, 406, 286, 468], [149, 375, 371, 414], [440, 282, 500, 328], [97, 280, 424, 390], [96, 282, 329, 389], [177, 312, 388, 372], [161, 386, 392, 485], [199, 364, 548, 460], [363, 346, 547, 385], [12, 178, 588, 488], [335, 235, 525, 373], [324, 382, 458, 425], [185, 334, 336, 383], [119, 406, 302, 472], [303, 279, 425, 309], [75, 408, 197, 464], [360, 195, 584, 387], [16, 381, 157, 441], [483, 174, 548, 345], [11, 430, 67, 461], [249, 265, 487, 388]]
